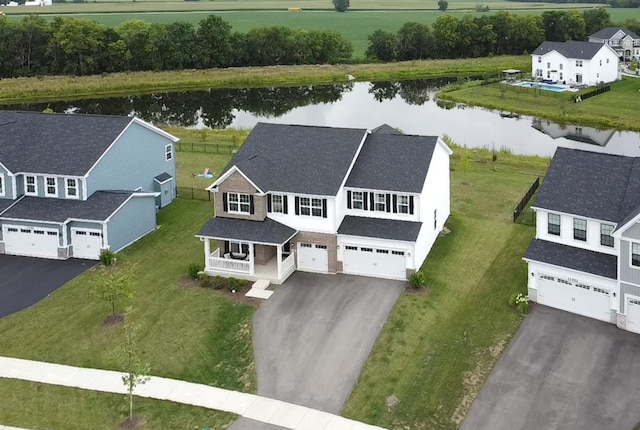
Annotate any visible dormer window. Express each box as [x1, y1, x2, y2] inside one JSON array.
[[25, 175, 36, 195], [45, 177, 57, 197], [66, 178, 78, 199]]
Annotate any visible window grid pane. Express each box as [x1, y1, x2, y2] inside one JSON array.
[[600, 224, 614, 247], [633, 243, 640, 267], [573, 218, 587, 241], [548, 213, 560, 236]]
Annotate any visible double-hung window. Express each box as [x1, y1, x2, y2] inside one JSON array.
[[299, 197, 323, 217], [66, 178, 78, 198], [25, 175, 37, 195], [0, 173, 4, 196], [272, 194, 284, 213], [374, 193, 386, 212], [45, 177, 57, 197], [600, 223, 614, 247], [548, 213, 561, 236], [228, 193, 251, 214], [351, 191, 364, 210], [573, 218, 587, 241], [165, 144, 173, 161], [398, 195, 410, 214], [632, 243, 640, 267]]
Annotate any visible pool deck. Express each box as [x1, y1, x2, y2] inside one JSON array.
[[505, 80, 579, 92]]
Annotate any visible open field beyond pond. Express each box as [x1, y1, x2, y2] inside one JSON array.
[[0, 127, 549, 429], [439, 76, 640, 132]]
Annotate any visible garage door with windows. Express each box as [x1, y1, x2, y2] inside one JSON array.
[[537, 273, 611, 322], [71, 227, 103, 260], [3, 224, 60, 259], [343, 245, 406, 280], [626, 297, 640, 334], [297, 242, 329, 273]]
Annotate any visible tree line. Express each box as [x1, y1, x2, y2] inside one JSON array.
[[0, 15, 352, 77], [366, 9, 640, 61]]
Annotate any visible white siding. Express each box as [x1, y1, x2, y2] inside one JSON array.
[[267, 193, 337, 234], [343, 189, 420, 222], [534, 209, 618, 256], [586, 47, 619, 85]]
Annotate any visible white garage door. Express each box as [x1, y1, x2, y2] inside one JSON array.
[[297, 243, 328, 273], [3, 225, 59, 259], [537, 273, 611, 322], [343, 245, 406, 280], [71, 228, 103, 260], [626, 297, 640, 334]]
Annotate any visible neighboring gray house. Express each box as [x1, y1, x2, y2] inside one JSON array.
[[0, 111, 178, 260], [531, 118, 615, 147], [524, 147, 640, 335], [196, 123, 452, 284], [589, 27, 640, 62]]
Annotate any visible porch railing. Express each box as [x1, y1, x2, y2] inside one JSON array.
[[279, 253, 296, 277], [208, 251, 251, 274]]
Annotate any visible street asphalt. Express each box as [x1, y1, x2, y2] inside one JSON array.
[[230, 272, 404, 430], [0, 254, 94, 318], [461, 305, 640, 430]]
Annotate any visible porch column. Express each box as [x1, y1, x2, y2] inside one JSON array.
[[204, 238, 211, 269], [277, 245, 283, 278], [249, 243, 255, 275]]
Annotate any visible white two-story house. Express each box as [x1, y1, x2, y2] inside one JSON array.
[[196, 123, 452, 283], [531, 40, 619, 85], [525, 147, 640, 334], [589, 27, 640, 62]]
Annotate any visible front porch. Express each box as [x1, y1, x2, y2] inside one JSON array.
[[204, 245, 296, 285]]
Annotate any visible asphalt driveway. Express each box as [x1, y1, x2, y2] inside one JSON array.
[[461, 305, 640, 430], [0, 254, 94, 318], [231, 272, 404, 430]]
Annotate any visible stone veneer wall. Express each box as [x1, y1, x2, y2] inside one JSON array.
[[255, 244, 277, 265], [291, 232, 338, 273], [214, 171, 266, 221]]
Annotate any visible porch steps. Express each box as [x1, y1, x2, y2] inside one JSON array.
[[246, 279, 273, 299]]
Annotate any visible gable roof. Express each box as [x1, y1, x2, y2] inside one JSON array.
[[222, 123, 368, 196], [532, 41, 609, 60], [524, 239, 617, 279], [0, 191, 135, 223], [589, 27, 640, 40], [371, 124, 402, 135], [0, 111, 176, 176], [533, 148, 640, 224], [345, 133, 438, 193]]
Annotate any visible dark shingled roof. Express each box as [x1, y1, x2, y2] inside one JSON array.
[[533, 41, 606, 60], [227, 123, 367, 196], [0, 199, 14, 214], [371, 124, 402, 135], [0, 111, 133, 176], [533, 147, 640, 223], [345, 133, 438, 193], [590, 27, 640, 40], [154, 172, 173, 183], [0, 191, 134, 223], [197, 217, 296, 245], [525, 239, 617, 279], [337, 216, 422, 242]]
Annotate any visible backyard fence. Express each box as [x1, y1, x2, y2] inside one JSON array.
[[513, 177, 540, 223], [176, 141, 239, 154], [177, 186, 211, 201], [572, 85, 610, 103]]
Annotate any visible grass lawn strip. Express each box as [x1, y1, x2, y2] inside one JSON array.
[[0, 378, 235, 430], [439, 77, 640, 132], [343, 148, 548, 428]]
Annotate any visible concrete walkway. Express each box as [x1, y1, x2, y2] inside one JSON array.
[[0, 356, 385, 430]]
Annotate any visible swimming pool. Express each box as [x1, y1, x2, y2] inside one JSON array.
[[516, 82, 567, 92]]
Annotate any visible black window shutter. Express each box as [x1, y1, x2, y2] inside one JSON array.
[[295, 196, 300, 215], [249, 195, 255, 214], [322, 199, 327, 218], [386, 194, 391, 212], [222, 192, 228, 212], [392, 195, 398, 213], [409, 196, 415, 214], [267, 194, 272, 212], [283, 195, 288, 214], [347, 191, 352, 209], [224, 241, 229, 254], [363, 192, 368, 210], [370, 193, 375, 211]]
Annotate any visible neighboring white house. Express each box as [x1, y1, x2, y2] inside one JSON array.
[[589, 27, 640, 62], [196, 123, 452, 284], [531, 40, 620, 85], [524, 147, 640, 334], [531, 118, 615, 147]]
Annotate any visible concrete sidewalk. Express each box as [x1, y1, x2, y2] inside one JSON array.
[[0, 356, 385, 430]]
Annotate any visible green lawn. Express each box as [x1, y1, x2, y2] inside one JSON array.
[[0, 379, 236, 430], [439, 77, 640, 132], [343, 146, 549, 429]]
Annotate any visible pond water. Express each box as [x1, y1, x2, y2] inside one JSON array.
[[5, 79, 640, 157]]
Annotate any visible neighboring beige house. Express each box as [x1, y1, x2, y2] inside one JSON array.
[[589, 27, 640, 63]]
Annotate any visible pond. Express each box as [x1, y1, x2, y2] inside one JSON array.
[[5, 79, 640, 157]]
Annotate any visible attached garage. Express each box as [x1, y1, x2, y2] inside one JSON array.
[[536, 273, 612, 322], [71, 227, 103, 260], [3, 224, 59, 259], [297, 242, 328, 273], [626, 297, 640, 334], [343, 245, 406, 280]]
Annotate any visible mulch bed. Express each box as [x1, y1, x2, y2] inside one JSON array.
[[102, 313, 125, 327], [119, 415, 146, 430], [177, 275, 264, 307]]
